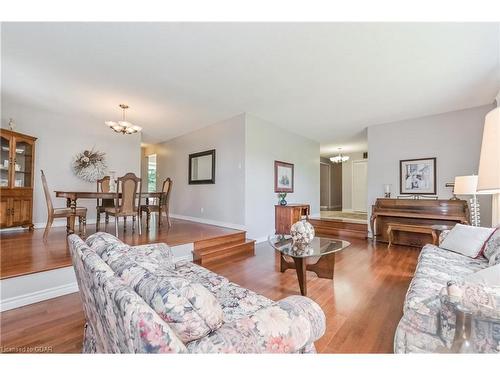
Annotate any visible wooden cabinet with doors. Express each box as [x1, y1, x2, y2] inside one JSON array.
[[0, 129, 37, 230], [275, 204, 310, 234]]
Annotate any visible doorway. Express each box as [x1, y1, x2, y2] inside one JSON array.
[[352, 159, 368, 213], [147, 154, 157, 192], [320, 161, 342, 211], [319, 154, 368, 223]]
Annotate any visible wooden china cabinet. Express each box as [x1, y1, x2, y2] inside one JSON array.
[[0, 129, 37, 230]]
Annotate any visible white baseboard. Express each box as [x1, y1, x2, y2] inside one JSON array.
[[0, 243, 195, 311], [0, 218, 99, 233], [170, 243, 194, 262], [0, 267, 78, 312], [170, 213, 246, 231], [33, 218, 98, 229], [254, 236, 268, 244], [0, 282, 79, 312]]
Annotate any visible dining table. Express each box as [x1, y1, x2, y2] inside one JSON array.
[[54, 191, 166, 234]]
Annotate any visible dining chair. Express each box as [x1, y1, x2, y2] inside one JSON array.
[[105, 172, 142, 236], [41, 169, 87, 240], [140, 178, 173, 230], [96, 176, 115, 231]]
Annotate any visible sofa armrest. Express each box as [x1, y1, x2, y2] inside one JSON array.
[[439, 285, 500, 353], [187, 295, 326, 353], [444, 281, 500, 321]]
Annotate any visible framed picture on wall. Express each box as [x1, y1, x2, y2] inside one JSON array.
[[274, 160, 294, 193], [400, 157, 436, 195]]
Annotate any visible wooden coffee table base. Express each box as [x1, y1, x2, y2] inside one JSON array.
[[279, 252, 335, 296]]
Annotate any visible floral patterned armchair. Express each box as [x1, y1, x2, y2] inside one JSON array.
[[68, 233, 326, 353]]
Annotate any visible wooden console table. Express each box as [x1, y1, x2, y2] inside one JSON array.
[[275, 204, 310, 234]]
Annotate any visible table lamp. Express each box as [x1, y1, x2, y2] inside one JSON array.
[[477, 105, 500, 227], [454, 175, 481, 226]]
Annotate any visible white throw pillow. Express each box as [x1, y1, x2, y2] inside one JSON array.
[[440, 224, 495, 258], [465, 264, 500, 286]]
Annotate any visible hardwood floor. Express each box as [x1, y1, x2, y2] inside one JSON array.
[[0, 218, 243, 279], [0, 237, 419, 353]]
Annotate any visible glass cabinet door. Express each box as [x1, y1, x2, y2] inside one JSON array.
[[0, 135, 11, 187], [12, 137, 34, 188]]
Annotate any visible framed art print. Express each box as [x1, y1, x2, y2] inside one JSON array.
[[400, 157, 436, 195], [274, 161, 294, 193]]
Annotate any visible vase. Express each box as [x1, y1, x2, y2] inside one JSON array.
[[290, 219, 315, 244], [450, 308, 474, 353]]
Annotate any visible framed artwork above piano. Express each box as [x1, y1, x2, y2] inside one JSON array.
[[400, 157, 437, 195], [370, 198, 469, 248]]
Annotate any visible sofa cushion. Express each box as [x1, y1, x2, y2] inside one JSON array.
[[96, 243, 223, 343], [483, 228, 500, 266], [440, 224, 495, 258], [174, 261, 273, 322], [465, 264, 500, 286]]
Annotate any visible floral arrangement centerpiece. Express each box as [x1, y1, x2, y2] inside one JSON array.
[[72, 148, 107, 182], [290, 217, 315, 244]]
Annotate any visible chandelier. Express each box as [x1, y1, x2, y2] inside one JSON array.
[[105, 104, 142, 135], [330, 148, 350, 163]]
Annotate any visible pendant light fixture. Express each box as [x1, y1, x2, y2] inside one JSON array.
[[330, 148, 350, 164], [105, 104, 142, 135]]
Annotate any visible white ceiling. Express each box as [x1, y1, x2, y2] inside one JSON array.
[[2, 23, 500, 155]]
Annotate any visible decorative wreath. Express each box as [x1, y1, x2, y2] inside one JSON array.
[[72, 149, 107, 182]]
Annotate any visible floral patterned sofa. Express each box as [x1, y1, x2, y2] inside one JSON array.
[[394, 230, 500, 353], [68, 232, 326, 353]]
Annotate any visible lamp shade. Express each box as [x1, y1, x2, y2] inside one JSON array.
[[477, 107, 500, 193], [454, 175, 478, 195]]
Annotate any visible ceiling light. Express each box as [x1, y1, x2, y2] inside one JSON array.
[[106, 104, 142, 135], [330, 148, 350, 163]]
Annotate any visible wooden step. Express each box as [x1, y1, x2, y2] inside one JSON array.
[[193, 231, 255, 266], [194, 231, 246, 250], [309, 218, 368, 239]]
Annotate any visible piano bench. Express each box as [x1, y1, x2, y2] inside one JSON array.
[[386, 223, 436, 248]]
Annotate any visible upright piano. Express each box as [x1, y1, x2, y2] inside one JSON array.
[[370, 198, 469, 247]]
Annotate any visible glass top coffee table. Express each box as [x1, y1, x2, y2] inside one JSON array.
[[268, 235, 351, 296]]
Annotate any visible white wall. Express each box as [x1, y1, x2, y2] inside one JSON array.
[[146, 113, 320, 239], [152, 114, 246, 227], [367, 104, 494, 230], [245, 114, 320, 240], [1, 98, 141, 225]]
